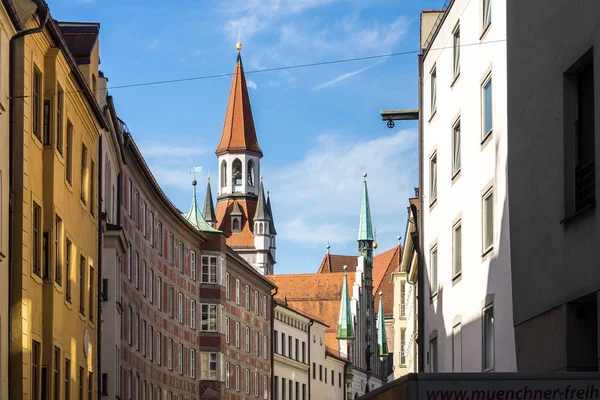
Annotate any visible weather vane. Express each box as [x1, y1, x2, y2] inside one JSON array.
[[189, 161, 203, 185]]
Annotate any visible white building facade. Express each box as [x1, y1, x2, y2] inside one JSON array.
[[421, 0, 517, 373]]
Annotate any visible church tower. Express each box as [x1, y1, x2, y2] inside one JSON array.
[[211, 42, 277, 274]]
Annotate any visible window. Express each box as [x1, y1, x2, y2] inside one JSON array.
[[235, 322, 240, 348], [288, 336, 292, 358], [156, 332, 161, 365], [302, 341, 306, 363], [246, 369, 250, 395], [80, 144, 88, 203], [338, 373, 342, 389], [201, 256, 217, 283], [32, 203, 42, 277], [66, 121, 73, 184], [453, 221, 462, 277], [429, 153, 437, 204], [32, 340, 41, 399], [65, 358, 70, 400], [452, 323, 462, 372], [264, 335, 268, 360], [168, 338, 173, 370], [400, 283, 406, 317], [57, 85, 64, 154], [135, 190, 140, 228], [431, 66, 437, 115], [89, 266, 95, 322], [483, 0, 492, 31], [325, 368, 328, 383], [295, 339, 299, 361], [142, 320, 147, 356], [190, 300, 196, 329], [430, 246, 438, 296], [149, 326, 154, 361], [178, 343, 183, 374], [142, 202, 147, 237], [90, 161, 96, 216], [221, 160, 227, 188], [275, 376, 279, 400], [235, 278, 240, 304], [225, 317, 230, 343], [126, 244, 132, 281], [482, 76, 493, 139], [55, 216, 62, 285], [190, 349, 196, 378], [135, 313, 140, 351], [168, 233, 174, 265], [157, 277, 162, 311], [78, 367, 84, 400], [482, 188, 494, 253], [149, 269, 154, 304], [265, 375, 269, 400], [453, 119, 461, 175], [281, 332, 286, 356], [566, 52, 596, 212], [149, 211, 154, 246], [282, 378, 286, 400], [312, 363, 316, 379], [43, 99, 51, 145], [178, 293, 184, 324], [235, 365, 240, 392], [168, 285, 174, 317], [297, 381, 301, 398], [453, 24, 460, 79], [319, 365, 322, 381], [79, 255, 86, 315], [157, 222, 163, 256], [43, 231, 50, 279], [303, 383, 307, 400], [32, 67, 41, 140], [88, 372, 93, 400], [245, 284, 250, 309], [200, 352, 218, 380], [255, 331, 259, 356], [53, 346, 61, 400], [134, 252, 139, 289], [190, 251, 196, 280], [178, 242, 184, 273], [245, 326, 250, 352], [232, 217, 240, 232], [263, 295, 267, 319], [127, 306, 132, 345], [274, 330, 278, 353], [430, 337, 438, 372], [483, 305, 494, 370], [225, 273, 230, 299], [255, 290, 259, 314], [201, 304, 217, 331], [331, 371, 334, 386], [225, 362, 230, 388]]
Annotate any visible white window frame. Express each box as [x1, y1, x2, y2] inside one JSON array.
[[149, 326, 154, 361], [431, 66, 437, 116], [255, 372, 259, 397], [452, 23, 460, 79], [225, 317, 230, 344], [482, 74, 493, 140], [482, 0, 492, 33], [201, 352, 218, 380], [178, 343, 183, 375], [245, 284, 250, 310], [201, 303, 218, 332], [157, 277, 162, 311], [178, 293, 184, 324], [190, 251, 196, 281], [254, 290, 259, 315], [483, 304, 495, 371], [225, 361, 230, 388], [482, 187, 494, 253], [190, 300, 196, 329], [201, 255, 217, 284], [235, 365, 240, 392], [430, 245, 438, 297], [235, 279, 240, 305], [178, 241, 184, 273], [167, 338, 173, 371], [149, 268, 154, 304], [263, 335, 268, 360], [430, 152, 437, 205], [452, 118, 461, 177], [245, 326, 250, 352], [263, 295, 267, 319], [452, 220, 462, 278], [168, 285, 174, 318], [235, 322, 240, 348], [156, 332, 161, 365], [225, 273, 230, 299], [190, 349, 196, 378], [245, 368, 250, 395]]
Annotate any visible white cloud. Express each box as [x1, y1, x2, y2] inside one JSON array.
[[246, 79, 258, 89], [312, 61, 380, 90], [268, 129, 418, 246]]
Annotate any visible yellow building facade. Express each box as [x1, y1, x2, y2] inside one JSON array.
[[9, 2, 107, 399]]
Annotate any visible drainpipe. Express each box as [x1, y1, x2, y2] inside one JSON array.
[[307, 319, 314, 400], [8, 6, 49, 400], [97, 134, 103, 400], [416, 52, 425, 373], [270, 286, 278, 398]]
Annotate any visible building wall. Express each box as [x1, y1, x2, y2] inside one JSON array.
[[309, 322, 346, 400], [506, 0, 600, 372], [421, 0, 516, 373], [392, 272, 407, 379], [11, 16, 103, 399], [223, 251, 273, 400], [273, 306, 310, 400], [0, 3, 16, 398]]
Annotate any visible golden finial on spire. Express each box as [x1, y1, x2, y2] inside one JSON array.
[[236, 29, 242, 51]]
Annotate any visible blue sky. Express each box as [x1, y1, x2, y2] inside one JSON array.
[[50, 0, 439, 274]]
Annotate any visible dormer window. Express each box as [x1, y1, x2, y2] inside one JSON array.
[[247, 160, 255, 187], [232, 159, 242, 186], [232, 217, 241, 232]]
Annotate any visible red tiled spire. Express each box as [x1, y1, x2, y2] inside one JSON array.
[[216, 52, 263, 157]]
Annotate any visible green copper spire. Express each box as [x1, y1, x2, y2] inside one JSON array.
[[337, 266, 354, 339], [377, 292, 389, 356], [358, 173, 374, 241], [183, 180, 220, 233]]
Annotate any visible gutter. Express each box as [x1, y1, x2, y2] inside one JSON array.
[[270, 286, 278, 398], [307, 319, 314, 400], [8, 6, 49, 400], [417, 53, 425, 373], [97, 134, 102, 399]]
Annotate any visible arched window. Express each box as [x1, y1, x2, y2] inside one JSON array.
[[232, 218, 240, 231], [247, 160, 255, 186], [259, 223, 263, 235], [232, 159, 242, 186], [221, 160, 227, 187]]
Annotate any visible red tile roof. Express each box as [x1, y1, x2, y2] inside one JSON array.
[[216, 54, 262, 156], [215, 197, 257, 248], [317, 254, 358, 273]]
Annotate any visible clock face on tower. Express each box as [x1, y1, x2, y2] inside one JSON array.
[[83, 328, 90, 359]]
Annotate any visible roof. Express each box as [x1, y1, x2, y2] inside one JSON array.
[[215, 197, 257, 248], [268, 272, 356, 351], [318, 245, 402, 317], [182, 182, 219, 233], [358, 177, 374, 241], [253, 181, 269, 221], [216, 52, 262, 156], [266, 194, 277, 234], [57, 22, 99, 64], [274, 299, 329, 328], [202, 180, 217, 223]]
